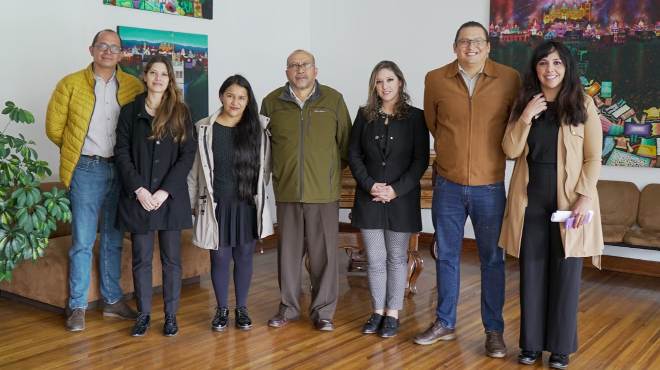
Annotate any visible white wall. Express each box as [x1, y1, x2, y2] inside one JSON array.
[[309, 0, 659, 261], [1, 1, 658, 259], [0, 0, 311, 175]]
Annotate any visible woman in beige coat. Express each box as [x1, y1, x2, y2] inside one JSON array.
[[499, 41, 603, 369], [187, 75, 274, 332]]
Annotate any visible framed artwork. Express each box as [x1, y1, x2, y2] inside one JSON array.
[[104, 0, 213, 20], [117, 26, 209, 123], [489, 0, 659, 168]]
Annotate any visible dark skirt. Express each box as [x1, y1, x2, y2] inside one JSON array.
[[215, 197, 257, 248]]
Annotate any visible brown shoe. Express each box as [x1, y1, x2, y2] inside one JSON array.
[[66, 308, 86, 332], [485, 330, 507, 358], [103, 300, 138, 320], [268, 312, 299, 328], [314, 319, 335, 331], [413, 320, 456, 345]]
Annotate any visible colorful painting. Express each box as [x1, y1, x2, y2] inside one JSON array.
[[104, 0, 212, 20], [117, 26, 209, 123], [489, 0, 659, 168]]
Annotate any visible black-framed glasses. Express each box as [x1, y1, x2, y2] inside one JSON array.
[[94, 43, 121, 54], [456, 38, 488, 48]]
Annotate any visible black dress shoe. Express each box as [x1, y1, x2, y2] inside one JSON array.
[[163, 313, 178, 337], [518, 350, 542, 365], [549, 353, 569, 369], [131, 313, 150, 337], [314, 319, 334, 331], [235, 307, 252, 330], [361, 313, 384, 334], [212, 307, 229, 331], [378, 316, 400, 338]]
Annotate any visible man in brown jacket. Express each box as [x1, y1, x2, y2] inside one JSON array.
[[413, 22, 520, 357]]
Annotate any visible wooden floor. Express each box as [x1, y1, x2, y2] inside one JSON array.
[[0, 246, 658, 370]]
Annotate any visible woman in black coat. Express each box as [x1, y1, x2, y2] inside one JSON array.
[[115, 55, 196, 337], [348, 60, 429, 338]]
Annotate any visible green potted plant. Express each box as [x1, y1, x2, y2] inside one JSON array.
[[0, 101, 71, 281]]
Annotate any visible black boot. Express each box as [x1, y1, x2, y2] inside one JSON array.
[[235, 307, 252, 330], [163, 313, 178, 337], [518, 350, 542, 365], [378, 316, 400, 338], [212, 307, 229, 331], [361, 313, 384, 334], [131, 313, 150, 337]]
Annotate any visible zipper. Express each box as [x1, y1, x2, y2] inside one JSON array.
[[202, 126, 213, 189], [299, 107, 304, 201], [80, 78, 98, 159], [467, 95, 472, 185]]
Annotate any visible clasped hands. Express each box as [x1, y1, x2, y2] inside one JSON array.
[[370, 182, 397, 203], [135, 187, 169, 211]]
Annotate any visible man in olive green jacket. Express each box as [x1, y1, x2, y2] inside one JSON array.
[[261, 49, 351, 331]]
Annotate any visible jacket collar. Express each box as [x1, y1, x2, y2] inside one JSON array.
[[445, 59, 499, 78], [278, 80, 322, 104], [196, 109, 270, 132], [84, 63, 134, 87], [196, 108, 222, 130], [133, 92, 152, 120]]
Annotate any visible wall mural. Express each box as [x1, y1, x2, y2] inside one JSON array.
[[489, 0, 659, 168], [117, 26, 209, 123], [104, 0, 213, 20]]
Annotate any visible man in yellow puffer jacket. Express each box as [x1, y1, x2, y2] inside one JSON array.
[[45, 29, 143, 332]]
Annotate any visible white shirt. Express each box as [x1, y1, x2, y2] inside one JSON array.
[[81, 72, 120, 157], [289, 84, 316, 109], [458, 63, 485, 97]]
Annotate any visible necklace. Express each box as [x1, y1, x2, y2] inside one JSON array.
[[145, 100, 159, 111]]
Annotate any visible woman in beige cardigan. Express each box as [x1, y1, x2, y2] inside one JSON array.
[[499, 41, 603, 369]]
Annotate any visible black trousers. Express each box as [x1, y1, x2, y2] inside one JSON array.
[[131, 230, 182, 315], [519, 163, 583, 355]]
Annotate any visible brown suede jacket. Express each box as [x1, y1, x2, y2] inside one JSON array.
[[424, 59, 520, 186]]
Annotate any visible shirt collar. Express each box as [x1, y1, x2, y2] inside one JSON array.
[[289, 83, 316, 107], [94, 70, 117, 83], [457, 62, 484, 79]]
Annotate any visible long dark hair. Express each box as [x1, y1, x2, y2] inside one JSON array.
[[219, 75, 260, 202], [511, 40, 587, 126], [362, 60, 410, 122], [144, 55, 190, 141]]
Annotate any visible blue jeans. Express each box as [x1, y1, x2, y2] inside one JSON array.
[[432, 175, 506, 332], [68, 156, 124, 309]]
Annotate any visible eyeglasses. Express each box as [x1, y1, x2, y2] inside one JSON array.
[[94, 43, 122, 54], [287, 62, 314, 71], [456, 38, 488, 48]]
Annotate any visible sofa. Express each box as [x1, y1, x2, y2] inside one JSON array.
[[597, 180, 640, 243], [0, 182, 210, 309], [622, 184, 660, 249], [598, 180, 660, 250]]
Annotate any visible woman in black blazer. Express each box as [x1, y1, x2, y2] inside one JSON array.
[[348, 60, 429, 338], [115, 55, 196, 337]]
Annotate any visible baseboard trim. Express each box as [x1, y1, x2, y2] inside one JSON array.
[[583, 255, 660, 278]]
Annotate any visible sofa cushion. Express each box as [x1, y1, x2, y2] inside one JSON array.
[[602, 224, 628, 243], [597, 180, 639, 227], [623, 227, 660, 249], [638, 184, 660, 231]]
